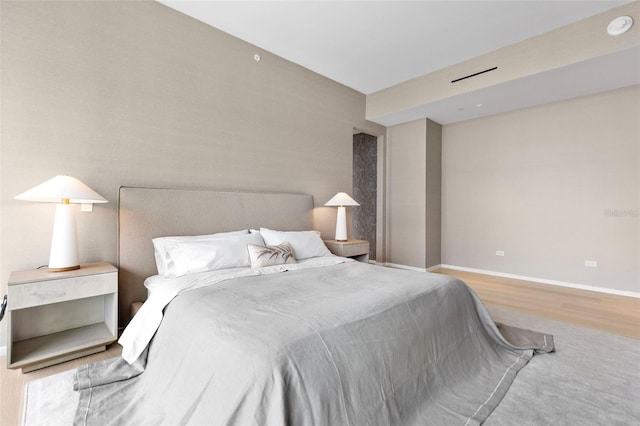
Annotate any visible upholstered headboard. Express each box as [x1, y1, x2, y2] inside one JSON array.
[[117, 186, 314, 326]]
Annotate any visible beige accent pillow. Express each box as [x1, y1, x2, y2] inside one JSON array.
[[247, 242, 297, 268]]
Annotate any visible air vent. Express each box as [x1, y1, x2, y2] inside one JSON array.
[[451, 66, 498, 83]]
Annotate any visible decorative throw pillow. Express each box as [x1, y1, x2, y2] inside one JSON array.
[[247, 242, 297, 268]]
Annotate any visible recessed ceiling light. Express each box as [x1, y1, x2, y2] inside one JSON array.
[[607, 16, 633, 36], [476, 103, 483, 107], [254, 54, 261, 62]]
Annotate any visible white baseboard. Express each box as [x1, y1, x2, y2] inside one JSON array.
[[383, 262, 429, 273], [378, 261, 639, 299], [440, 264, 640, 299], [383, 263, 442, 273], [0, 345, 6, 357]]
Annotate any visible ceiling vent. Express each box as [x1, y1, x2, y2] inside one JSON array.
[[451, 66, 498, 83]]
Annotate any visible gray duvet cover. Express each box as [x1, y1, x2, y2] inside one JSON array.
[[74, 262, 553, 425]]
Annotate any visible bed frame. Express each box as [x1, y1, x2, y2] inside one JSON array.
[[117, 186, 314, 326]]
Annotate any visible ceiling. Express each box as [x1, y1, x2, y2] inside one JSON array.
[[158, 0, 639, 125]]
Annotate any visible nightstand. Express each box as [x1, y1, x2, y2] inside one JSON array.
[[6, 262, 118, 372], [324, 239, 370, 263]]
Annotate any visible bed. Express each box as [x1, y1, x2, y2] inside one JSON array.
[[71, 187, 553, 425]]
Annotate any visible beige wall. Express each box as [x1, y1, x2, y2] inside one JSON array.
[[0, 1, 383, 346], [442, 85, 640, 293], [386, 120, 427, 267], [385, 118, 441, 269], [425, 119, 442, 268]]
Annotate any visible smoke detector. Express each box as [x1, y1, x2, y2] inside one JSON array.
[[607, 16, 633, 36]]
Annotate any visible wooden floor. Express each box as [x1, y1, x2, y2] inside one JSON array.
[[1, 268, 638, 426], [435, 268, 640, 339]]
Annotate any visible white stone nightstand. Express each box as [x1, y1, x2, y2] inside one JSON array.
[[6, 262, 118, 372], [324, 239, 370, 263]]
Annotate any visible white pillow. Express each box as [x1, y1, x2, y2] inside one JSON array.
[[152, 230, 248, 276], [163, 232, 265, 277], [259, 228, 331, 260]]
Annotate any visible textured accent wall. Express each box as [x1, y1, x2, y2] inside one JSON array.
[[352, 133, 377, 260], [0, 1, 384, 346]]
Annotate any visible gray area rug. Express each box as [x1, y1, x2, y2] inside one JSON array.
[[485, 307, 640, 426], [23, 307, 640, 425]]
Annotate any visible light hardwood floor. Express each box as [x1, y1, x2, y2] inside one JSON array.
[[1, 269, 638, 425], [435, 268, 640, 339]]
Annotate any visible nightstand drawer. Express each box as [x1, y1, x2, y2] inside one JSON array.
[[340, 242, 368, 257], [324, 240, 370, 262], [8, 263, 117, 310], [9, 273, 116, 310]]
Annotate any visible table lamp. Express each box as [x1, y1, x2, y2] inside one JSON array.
[[15, 175, 108, 272], [324, 192, 359, 242]]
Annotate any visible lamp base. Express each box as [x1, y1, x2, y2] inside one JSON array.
[[48, 203, 80, 273], [48, 265, 80, 273], [334, 206, 348, 241]]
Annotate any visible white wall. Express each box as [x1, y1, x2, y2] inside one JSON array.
[[442, 86, 640, 294]]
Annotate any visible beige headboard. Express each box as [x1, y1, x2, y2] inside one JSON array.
[[117, 186, 314, 326]]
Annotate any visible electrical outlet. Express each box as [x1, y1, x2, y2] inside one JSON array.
[[584, 260, 598, 268], [81, 203, 93, 212], [495, 250, 505, 256]]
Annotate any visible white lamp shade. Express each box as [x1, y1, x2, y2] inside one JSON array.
[[14, 175, 107, 204], [14, 176, 107, 272], [325, 192, 359, 241], [324, 192, 360, 207]]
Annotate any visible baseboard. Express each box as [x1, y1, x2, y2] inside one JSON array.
[[440, 264, 640, 299], [383, 262, 430, 273], [425, 264, 443, 272], [382, 263, 443, 273], [0, 345, 6, 357]]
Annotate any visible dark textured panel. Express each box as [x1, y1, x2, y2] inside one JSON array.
[[353, 133, 377, 260]]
